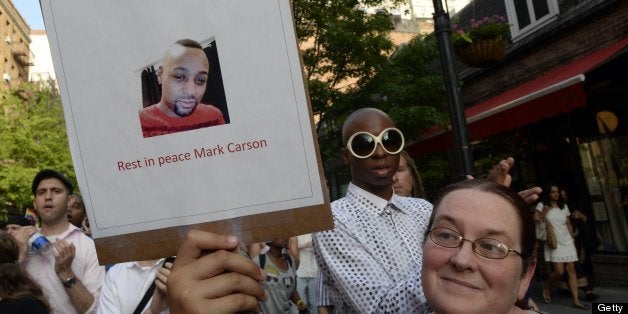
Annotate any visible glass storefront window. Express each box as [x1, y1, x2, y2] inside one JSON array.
[[579, 135, 628, 252]]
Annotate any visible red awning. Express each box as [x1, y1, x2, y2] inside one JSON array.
[[407, 37, 628, 158]]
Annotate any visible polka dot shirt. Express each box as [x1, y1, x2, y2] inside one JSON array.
[[313, 183, 433, 313]]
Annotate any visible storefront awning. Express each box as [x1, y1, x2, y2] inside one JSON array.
[[407, 37, 628, 158]]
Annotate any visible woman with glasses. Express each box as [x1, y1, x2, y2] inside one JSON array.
[[421, 179, 539, 313]]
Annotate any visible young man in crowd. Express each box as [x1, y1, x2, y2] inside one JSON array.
[[15, 169, 105, 313], [67, 193, 91, 236]]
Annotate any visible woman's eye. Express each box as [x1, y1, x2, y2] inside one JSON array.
[[478, 241, 503, 253], [437, 231, 455, 240]]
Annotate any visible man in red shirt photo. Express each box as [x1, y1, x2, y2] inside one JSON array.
[[139, 39, 225, 138]]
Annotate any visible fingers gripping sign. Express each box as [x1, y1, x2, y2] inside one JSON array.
[[167, 230, 267, 314]]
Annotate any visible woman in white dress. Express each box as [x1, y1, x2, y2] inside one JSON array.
[[536, 183, 588, 310]]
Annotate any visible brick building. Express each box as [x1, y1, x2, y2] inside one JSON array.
[[0, 0, 31, 92], [408, 0, 628, 286]]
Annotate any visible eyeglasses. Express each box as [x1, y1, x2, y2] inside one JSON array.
[[345, 128, 405, 159], [428, 227, 522, 259]]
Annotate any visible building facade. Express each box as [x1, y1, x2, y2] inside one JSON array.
[[29, 30, 57, 92], [408, 0, 628, 286], [0, 0, 31, 92]]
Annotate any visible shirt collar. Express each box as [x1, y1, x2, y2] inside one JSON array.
[[128, 258, 164, 269], [40, 223, 81, 240], [347, 182, 405, 216]]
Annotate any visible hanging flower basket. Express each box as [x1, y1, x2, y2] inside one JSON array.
[[451, 15, 511, 68], [454, 38, 508, 68]]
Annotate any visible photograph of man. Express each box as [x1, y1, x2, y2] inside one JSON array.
[[139, 39, 225, 138]]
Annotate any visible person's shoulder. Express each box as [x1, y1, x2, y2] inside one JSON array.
[[195, 104, 225, 125], [330, 196, 348, 209], [105, 261, 136, 276], [139, 104, 158, 115], [396, 196, 433, 211], [69, 225, 95, 242], [138, 104, 163, 122], [329, 196, 357, 221], [197, 104, 224, 115]]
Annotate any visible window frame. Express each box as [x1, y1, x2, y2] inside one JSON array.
[[504, 0, 560, 41]]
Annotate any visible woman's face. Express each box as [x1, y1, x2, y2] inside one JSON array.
[[421, 188, 535, 314], [392, 156, 413, 197], [549, 186, 560, 202]]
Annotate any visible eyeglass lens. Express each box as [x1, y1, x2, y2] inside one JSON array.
[[429, 227, 512, 259], [350, 129, 403, 158]]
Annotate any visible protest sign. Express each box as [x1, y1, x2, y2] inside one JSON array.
[[41, 0, 332, 264]]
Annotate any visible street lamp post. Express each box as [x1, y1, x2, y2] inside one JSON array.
[[431, 0, 474, 178]]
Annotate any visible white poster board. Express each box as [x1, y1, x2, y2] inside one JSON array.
[[41, 0, 332, 264]]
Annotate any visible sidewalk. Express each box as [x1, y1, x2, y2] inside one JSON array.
[[528, 277, 628, 313]]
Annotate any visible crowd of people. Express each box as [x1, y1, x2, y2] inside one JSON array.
[[1, 107, 600, 313]]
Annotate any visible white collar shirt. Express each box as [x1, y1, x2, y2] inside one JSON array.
[[97, 259, 169, 314], [23, 224, 105, 314], [313, 183, 433, 313]]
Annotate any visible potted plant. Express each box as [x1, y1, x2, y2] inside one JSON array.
[[451, 15, 511, 67]]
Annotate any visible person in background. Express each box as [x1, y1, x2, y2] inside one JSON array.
[[313, 108, 433, 313], [287, 236, 300, 269], [0, 231, 50, 313], [67, 194, 91, 237], [247, 242, 267, 258], [15, 169, 105, 313], [558, 188, 600, 301], [421, 179, 538, 313], [98, 258, 172, 314], [536, 183, 589, 310], [255, 238, 306, 314], [392, 150, 426, 198], [316, 271, 332, 314], [316, 150, 427, 313], [293, 234, 317, 314], [2, 215, 34, 238]]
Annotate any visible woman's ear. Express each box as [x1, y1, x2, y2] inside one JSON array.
[[517, 257, 537, 301]]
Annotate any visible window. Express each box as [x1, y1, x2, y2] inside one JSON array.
[[505, 0, 559, 40]]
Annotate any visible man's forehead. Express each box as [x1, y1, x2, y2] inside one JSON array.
[[69, 197, 83, 204], [164, 46, 208, 70], [36, 177, 67, 190], [343, 110, 395, 140]]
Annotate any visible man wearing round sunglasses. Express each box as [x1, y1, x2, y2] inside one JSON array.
[[313, 108, 433, 313]]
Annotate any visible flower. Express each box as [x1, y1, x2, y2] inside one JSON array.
[[451, 15, 510, 46]]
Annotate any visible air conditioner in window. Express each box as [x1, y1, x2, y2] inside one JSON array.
[[3, 73, 10, 82], [4, 36, 11, 44]]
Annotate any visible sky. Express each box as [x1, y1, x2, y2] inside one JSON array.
[[12, 0, 45, 30]]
